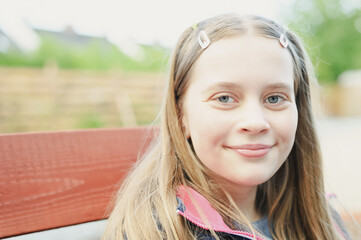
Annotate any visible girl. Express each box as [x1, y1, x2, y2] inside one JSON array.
[[103, 13, 349, 239]]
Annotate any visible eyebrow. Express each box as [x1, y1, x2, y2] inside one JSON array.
[[202, 81, 293, 95], [201, 82, 242, 95], [265, 83, 293, 92]]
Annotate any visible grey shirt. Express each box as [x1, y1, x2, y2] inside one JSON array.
[[252, 216, 273, 240]]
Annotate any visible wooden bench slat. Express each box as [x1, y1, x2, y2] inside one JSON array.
[[0, 127, 153, 238]]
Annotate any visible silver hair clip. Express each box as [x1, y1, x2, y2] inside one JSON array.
[[279, 34, 289, 48], [198, 30, 210, 49]]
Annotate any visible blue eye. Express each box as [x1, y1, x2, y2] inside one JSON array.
[[266, 95, 285, 104], [217, 96, 235, 103]]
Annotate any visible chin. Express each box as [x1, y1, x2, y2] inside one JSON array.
[[231, 174, 274, 187]]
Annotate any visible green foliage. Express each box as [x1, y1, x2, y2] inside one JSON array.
[[0, 33, 170, 72], [283, 0, 361, 83], [76, 113, 106, 129]]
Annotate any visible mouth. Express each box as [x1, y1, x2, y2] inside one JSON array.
[[225, 144, 274, 158]]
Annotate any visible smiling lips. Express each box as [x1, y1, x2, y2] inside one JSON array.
[[226, 144, 274, 158]]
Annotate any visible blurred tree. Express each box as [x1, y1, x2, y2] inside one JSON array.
[[283, 0, 361, 83], [0, 34, 169, 72]]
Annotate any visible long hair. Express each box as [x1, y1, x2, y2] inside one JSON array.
[[102, 13, 343, 239]]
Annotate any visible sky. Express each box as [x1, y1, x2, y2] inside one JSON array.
[[0, 0, 295, 48]]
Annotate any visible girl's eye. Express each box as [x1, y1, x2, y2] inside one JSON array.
[[216, 95, 235, 104], [265, 95, 285, 104]]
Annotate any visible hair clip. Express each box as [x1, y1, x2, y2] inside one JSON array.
[[198, 30, 210, 49], [279, 34, 289, 48]]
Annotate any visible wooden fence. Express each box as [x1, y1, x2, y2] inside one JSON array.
[[0, 66, 165, 133]]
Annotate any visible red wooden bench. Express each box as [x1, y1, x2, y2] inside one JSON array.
[[0, 127, 154, 239], [1, 127, 360, 239]]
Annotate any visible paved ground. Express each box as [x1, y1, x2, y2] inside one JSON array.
[[316, 117, 361, 214]]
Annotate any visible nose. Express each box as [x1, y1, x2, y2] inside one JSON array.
[[236, 101, 270, 135]]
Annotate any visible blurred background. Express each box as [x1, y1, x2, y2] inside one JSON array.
[[0, 0, 360, 236]]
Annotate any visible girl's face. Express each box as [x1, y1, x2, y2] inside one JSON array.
[[181, 35, 298, 187]]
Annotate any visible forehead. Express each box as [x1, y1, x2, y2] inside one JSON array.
[[189, 35, 294, 90]]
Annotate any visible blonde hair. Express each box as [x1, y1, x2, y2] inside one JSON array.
[[103, 13, 344, 239]]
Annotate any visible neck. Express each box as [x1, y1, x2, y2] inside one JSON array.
[[222, 183, 260, 222]]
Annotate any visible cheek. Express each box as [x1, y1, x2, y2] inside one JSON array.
[[184, 104, 232, 162], [188, 107, 229, 145], [273, 107, 298, 150]]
